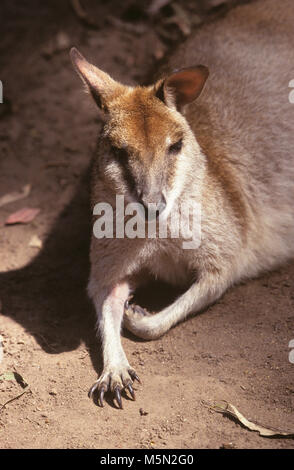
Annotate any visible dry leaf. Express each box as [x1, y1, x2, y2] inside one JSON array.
[[5, 207, 40, 225], [0, 372, 16, 382], [206, 400, 294, 438], [0, 371, 28, 388], [0, 184, 31, 208], [0, 371, 31, 412]]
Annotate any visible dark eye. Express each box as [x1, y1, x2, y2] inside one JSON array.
[[168, 139, 183, 155], [112, 145, 128, 163]]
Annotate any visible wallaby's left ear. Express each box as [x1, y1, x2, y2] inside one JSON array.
[[70, 47, 124, 111], [155, 66, 209, 111]]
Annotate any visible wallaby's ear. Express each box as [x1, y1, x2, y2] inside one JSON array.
[[70, 47, 124, 111], [155, 66, 209, 111]]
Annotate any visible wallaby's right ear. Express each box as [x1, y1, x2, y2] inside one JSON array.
[[155, 65, 209, 112], [70, 47, 124, 111]]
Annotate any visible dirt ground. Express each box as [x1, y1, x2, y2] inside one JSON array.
[[0, 0, 293, 449]]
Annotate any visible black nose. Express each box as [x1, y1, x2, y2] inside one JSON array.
[[138, 192, 166, 220]]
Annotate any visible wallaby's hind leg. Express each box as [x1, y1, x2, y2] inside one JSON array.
[[124, 271, 231, 340]]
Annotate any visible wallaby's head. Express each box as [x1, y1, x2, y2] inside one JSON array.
[[70, 47, 209, 219]]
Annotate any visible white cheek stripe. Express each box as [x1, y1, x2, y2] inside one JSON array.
[[160, 149, 190, 221]]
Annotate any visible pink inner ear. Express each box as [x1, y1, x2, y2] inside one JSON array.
[[166, 66, 209, 107]]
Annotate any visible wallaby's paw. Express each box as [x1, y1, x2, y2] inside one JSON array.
[[88, 365, 140, 409], [124, 301, 162, 340]]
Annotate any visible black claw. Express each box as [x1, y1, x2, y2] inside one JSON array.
[[99, 386, 106, 407], [88, 382, 98, 399], [127, 383, 135, 400], [129, 370, 141, 384], [114, 386, 123, 409]]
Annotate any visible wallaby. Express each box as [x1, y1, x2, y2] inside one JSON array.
[[70, 0, 294, 408]]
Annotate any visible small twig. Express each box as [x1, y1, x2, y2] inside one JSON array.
[[0, 387, 31, 412]]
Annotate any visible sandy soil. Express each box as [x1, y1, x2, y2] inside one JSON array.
[[0, 0, 293, 449]]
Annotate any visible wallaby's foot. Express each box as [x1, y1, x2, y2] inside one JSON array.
[[124, 300, 163, 340], [89, 365, 140, 409], [124, 299, 150, 318]]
